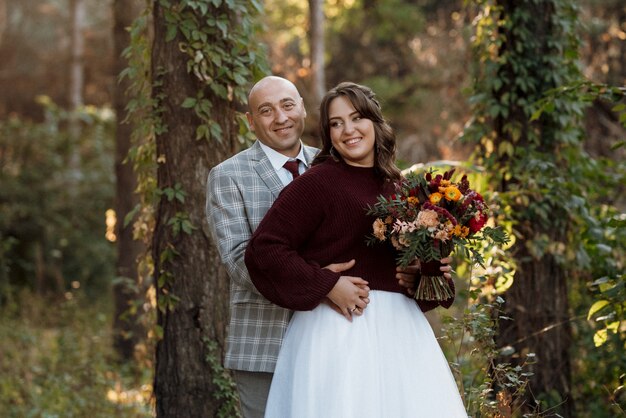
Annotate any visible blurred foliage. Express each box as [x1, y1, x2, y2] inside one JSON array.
[[0, 98, 116, 302], [465, 0, 626, 415], [0, 289, 153, 417], [263, 0, 474, 167], [521, 79, 626, 418], [0, 0, 113, 118]]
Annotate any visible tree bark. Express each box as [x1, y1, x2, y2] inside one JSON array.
[[68, 0, 85, 182], [68, 0, 85, 110], [111, 0, 145, 362], [494, 1, 573, 415], [151, 2, 232, 416], [308, 0, 325, 107], [0, 0, 6, 45]]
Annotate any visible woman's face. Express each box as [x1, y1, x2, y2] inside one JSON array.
[[328, 96, 376, 168]]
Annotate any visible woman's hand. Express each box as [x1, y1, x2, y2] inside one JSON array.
[[326, 276, 370, 321], [397, 257, 453, 296], [323, 259, 370, 320]]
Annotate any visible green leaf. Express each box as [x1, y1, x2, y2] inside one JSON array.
[[593, 329, 607, 347], [196, 124, 209, 140], [123, 204, 141, 228], [210, 122, 223, 142], [181, 97, 197, 108], [587, 300, 610, 320], [165, 24, 177, 42]]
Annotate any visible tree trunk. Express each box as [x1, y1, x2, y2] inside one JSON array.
[[151, 2, 233, 416], [498, 241, 573, 414], [493, 1, 573, 415], [0, 0, 6, 45], [68, 0, 85, 182], [308, 0, 325, 107], [68, 0, 85, 110], [111, 0, 145, 362]]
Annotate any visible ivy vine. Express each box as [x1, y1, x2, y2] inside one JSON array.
[[122, 0, 268, 316], [464, 0, 626, 414]]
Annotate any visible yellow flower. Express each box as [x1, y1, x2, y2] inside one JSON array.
[[429, 192, 443, 205], [444, 186, 462, 202], [407, 196, 419, 205], [452, 224, 470, 238]]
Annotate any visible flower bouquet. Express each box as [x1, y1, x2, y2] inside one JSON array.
[[366, 168, 508, 301]]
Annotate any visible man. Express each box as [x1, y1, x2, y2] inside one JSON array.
[[207, 76, 368, 417], [206, 76, 439, 417]]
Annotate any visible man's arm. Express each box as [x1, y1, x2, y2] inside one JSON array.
[[206, 165, 260, 294]]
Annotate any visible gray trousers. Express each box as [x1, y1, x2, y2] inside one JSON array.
[[233, 370, 273, 418]]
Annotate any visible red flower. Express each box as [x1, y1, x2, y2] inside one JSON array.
[[469, 213, 487, 233]]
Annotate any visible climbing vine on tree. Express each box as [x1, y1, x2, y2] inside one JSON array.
[[123, 0, 268, 415], [465, 0, 625, 414]]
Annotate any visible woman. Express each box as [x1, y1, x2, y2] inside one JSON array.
[[245, 82, 467, 417]]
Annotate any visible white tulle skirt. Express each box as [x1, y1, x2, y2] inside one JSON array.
[[265, 290, 467, 418]]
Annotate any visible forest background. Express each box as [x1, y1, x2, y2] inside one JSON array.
[[0, 0, 624, 417]]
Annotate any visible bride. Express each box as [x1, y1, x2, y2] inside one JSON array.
[[245, 81, 467, 418]]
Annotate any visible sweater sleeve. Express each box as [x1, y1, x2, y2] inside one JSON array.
[[244, 175, 341, 311]]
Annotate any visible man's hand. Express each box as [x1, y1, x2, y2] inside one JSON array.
[[324, 259, 355, 273], [397, 257, 453, 296]]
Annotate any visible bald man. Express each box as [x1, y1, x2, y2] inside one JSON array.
[[206, 77, 353, 417]]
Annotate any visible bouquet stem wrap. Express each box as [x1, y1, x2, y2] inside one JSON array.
[[416, 259, 454, 301]]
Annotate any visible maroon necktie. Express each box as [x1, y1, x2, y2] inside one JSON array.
[[283, 160, 300, 180]]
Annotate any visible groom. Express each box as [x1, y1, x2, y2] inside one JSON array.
[[206, 76, 429, 418]]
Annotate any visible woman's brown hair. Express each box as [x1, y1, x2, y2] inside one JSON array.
[[312, 82, 402, 182]]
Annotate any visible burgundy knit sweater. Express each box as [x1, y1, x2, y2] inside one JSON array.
[[244, 158, 453, 312]]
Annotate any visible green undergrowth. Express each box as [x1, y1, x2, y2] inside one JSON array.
[[0, 289, 153, 418]]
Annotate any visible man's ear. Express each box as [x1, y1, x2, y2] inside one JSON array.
[[246, 112, 255, 132], [301, 98, 307, 118]]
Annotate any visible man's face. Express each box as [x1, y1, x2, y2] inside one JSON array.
[[246, 78, 306, 157]]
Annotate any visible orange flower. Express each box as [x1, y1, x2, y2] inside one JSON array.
[[429, 192, 443, 205], [444, 186, 462, 202], [372, 218, 387, 241], [407, 196, 419, 205], [452, 224, 470, 238]]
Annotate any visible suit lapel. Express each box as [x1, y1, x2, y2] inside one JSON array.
[[250, 141, 284, 199], [303, 145, 318, 166]]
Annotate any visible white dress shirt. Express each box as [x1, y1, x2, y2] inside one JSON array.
[[258, 141, 308, 186]]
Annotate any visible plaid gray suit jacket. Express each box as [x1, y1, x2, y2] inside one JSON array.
[[206, 140, 319, 372]]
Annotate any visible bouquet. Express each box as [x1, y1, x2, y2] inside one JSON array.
[[366, 168, 507, 301]]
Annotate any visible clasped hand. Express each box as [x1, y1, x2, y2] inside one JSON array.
[[322, 257, 453, 320], [323, 259, 369, 321]]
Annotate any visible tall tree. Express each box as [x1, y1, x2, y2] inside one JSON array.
[[112, 0, 144, 362], [466, 0, 584, 414], [149, 0, 267, 415], [308, 0, 325, 106], [68, 0, 85, 110], [68, 0, 86, 182]]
